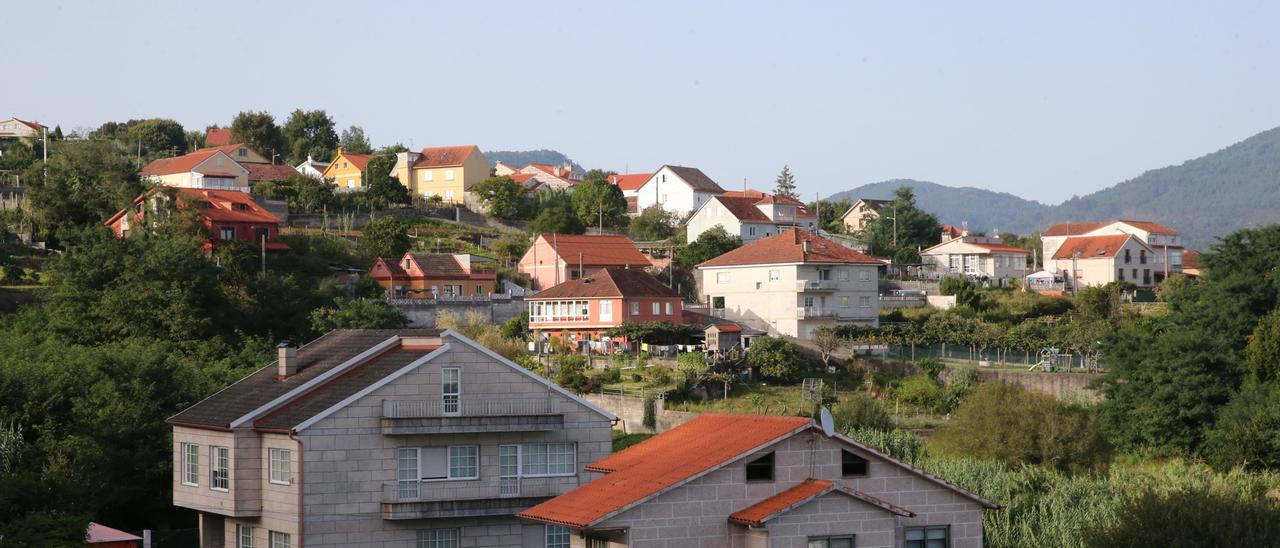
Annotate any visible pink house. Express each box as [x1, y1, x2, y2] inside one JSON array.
[[518, 234, 652, 291], [527, 268, 684, 347]]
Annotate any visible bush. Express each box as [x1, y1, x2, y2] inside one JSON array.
[[939, 367, 980, 413], [931, 382, 1110, 472], [597, 366, 623, 384], [554, 355, 588, 392], [747, 336, 805, 383], [1203, 383, 1280, 471], [646, 366, 672, 386], [939, 276, 972, 296], [849, 427, 926, 465], [1081, 488, 1280, 547], [917, 358, 945, 380], [630, 373, 643, 382], [832, 394, 892, 432], [896, 375, 942, 410], [642, 396, 657, 429]]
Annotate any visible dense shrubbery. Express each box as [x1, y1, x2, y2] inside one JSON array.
[[831, 394, 892, 432], [747, 336, 806, 383]]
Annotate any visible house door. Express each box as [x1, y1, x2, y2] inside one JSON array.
[[499, 445, 519, 496]]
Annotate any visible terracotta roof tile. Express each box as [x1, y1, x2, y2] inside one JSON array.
[[205, 128, 232, 146], [1115, 220, 1180, 235], [728, 479, 915, 526], [1051, 234, 1137, 260], [538, 234, 651, 267], [179, 189, 281, 224], [529, 268, 678, 300], [698, 229, 881, 268], [519, 414, 812, 528], [412, 145, 479, 168], [608, 173, 654, 192], [1042, 221, 1108, 237], [722, 189, 767, 199], [1182, 249, 1200, 269], [244, 163, 300, 182], [140, 150, 226, 177]]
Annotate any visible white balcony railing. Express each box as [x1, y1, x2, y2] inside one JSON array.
[[796, 280, 838, 291], [383, 398, 561, 419], [796, 307, 837, 319], [384, 476, 567, 503]]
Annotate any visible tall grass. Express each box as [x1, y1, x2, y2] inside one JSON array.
[[924, 458, 1280, 548]]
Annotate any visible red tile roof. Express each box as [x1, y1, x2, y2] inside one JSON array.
[[722, 189, 767, 199], [728, 479, 914, 526], [1182, 249, 1200, 269], [205, 128, 232, 146], [1051, 234, 1136, 260], [698, 229, 881, 268], [1042, 221, 1107, 237], [411, 145, 479, 168], [245, 163, 300, 182], [608, 173, 654, 192], [140, 150, 227, 177], [519, 414, 812, 528], [537, 234, 651, 267], [338, 151, 373, 171], [529, 268, 678, 300], [1116, 220, 1180, 235], [178, 189, 282, 224]]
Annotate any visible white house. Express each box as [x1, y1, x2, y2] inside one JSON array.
[[633, 165, 726, 218], [1049, 233, 1159, 289], [294, 154, 330, 179], [686, 193, 818, 244], [1042, 220, 1182, 282], [920, 235, 1029, 284]]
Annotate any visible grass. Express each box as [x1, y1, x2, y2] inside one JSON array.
[[611, 431, 654, 452]]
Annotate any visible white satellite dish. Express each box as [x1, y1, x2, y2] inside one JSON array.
[[819, 407, 835, 437]]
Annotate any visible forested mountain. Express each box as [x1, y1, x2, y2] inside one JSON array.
[[484, 149, 584, 172], [829, 126, 1280, 247]]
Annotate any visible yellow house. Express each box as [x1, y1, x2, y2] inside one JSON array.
[[390, 145, 488, 204], [321, 147, 374, 191]]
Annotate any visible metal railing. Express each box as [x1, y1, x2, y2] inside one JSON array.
[[384, 293, 512, 305], [383, 398, 561, 418], [383, 476, 565, 502], [795, 307, 837, 319], [796, 280, 838, 291]]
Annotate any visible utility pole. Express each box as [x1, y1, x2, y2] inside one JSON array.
[[260, 233, 267, 279], [1070, 252, 1080, 295], [598, 196, 603, 233]]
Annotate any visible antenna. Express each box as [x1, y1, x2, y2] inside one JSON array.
[[819, 407, 835, 437]]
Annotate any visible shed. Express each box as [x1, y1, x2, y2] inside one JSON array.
[[705, 323, 742, 352]]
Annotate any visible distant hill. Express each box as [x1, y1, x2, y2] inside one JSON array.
[[829, 126, 1280, 248], [483, 149, 584, 172]]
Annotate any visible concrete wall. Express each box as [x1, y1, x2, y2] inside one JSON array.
[[580, 393, 698, 434], [391, 298, 525, 328], [970, 369, 1099, 402]]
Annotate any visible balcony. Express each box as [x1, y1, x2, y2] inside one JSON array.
[[381, 476, 575, 520], [796, 280, 838, 292], [796, 307, 837, 319], [381, 398, 564, 435]]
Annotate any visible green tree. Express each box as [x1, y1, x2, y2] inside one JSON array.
[[629, 205, 676, 241], [747, 336, 805, 383], [1203, 383, 1280, 471], [1243, 309, 1280, 385], [774, 165, 798, 198], [472, 176, 531, 220], [282, 109, 339, 165], [361, 150, 411, 208], [338, 125, 373, 154], [490, 233, 530, 266], [359, 216, 411, 259], [528, 205, 585, 235], [932, 382, 1111, 472], [808, 197, 853, 233], [126, 118, 188, 156], [570, 178, 628, 229], [858, 186, 940, 263], [677, 226, 742, 268], [309, 298, 408, 332], [230, 110, 285, 159], [22, 140, 143, 244]]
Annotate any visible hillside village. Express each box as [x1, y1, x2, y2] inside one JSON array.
[[1, 112, 1280, 548]]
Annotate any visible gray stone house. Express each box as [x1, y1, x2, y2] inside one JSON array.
[[519, 414, 998, 547], [167, 329, 615, 547]]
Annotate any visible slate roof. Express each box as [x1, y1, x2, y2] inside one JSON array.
[[698, 229, 881, 268], [536, 234, 651, 267], [728, 479, 914, 526], [167, 330, 439, 430], [715, 196, 772, 222], [661, 165, 725, 193], [529, 268, 678, 300], [412, 145, 480, 168], [1051, 234, 1140, 260]]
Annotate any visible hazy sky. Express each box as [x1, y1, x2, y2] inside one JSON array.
[[5, 1, 1280, 203]]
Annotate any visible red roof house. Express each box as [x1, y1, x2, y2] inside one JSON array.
[[527, 268, 684, 344], [518, 234, 653, 290], [105, 188, 288, 251]]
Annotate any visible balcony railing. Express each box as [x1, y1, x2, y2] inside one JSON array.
[[796, 280, 838, 291], [384, 398, 561, 419], [796, 307, 837, 319], [383, 476, 567, 503]]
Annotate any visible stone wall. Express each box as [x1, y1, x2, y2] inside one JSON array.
[[580, 393, 699, 434], [391, 298, 526, 328], [971, 369, 1099, 401]]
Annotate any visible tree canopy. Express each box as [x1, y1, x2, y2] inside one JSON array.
[[629, 205, 676, 241], [230, 110, 285, 159], [570, 177, 628, 230], [858, 186, 941, 263], [282, 109, 339, 165]]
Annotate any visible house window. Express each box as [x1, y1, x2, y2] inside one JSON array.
[[768, 270, 780, 281], [269, 448, 291, 485], [1132, 268, 1138, 279], [343, 162, 348, 168], [1118, 269, 1125, 281], [859, 269, 870, 281], [220, 226, 235, 240], [652, 302, 660, 315], [586, 538, 609, 548], [269, 531, 290, 548], [182, 443, 200, 486], [838, 269, 850, 281], [211, 446, 229, 491], [716, 272, 731, 284], [417, 529, 459, 548], [745, 453, 774, 481], [445, 190, 455, 201], [424, 171, 434, 181], [842, 450, 868, 476], [546, 526, 570, 548], [445, 170, 455, 181], [238, 148, 248, 158], [631, 302, 640, 315], [521, 443, 576, 476], [1139, 249, 1147, 264], [442, 368, 460, 415], [819, 269, 832, 281], [600, 300, 613, 321], [1124, 249, 1132, 264], [661, 174, 667, 183], [448, 446, 479, 479], [905, 526, 949, 548], [475, 284, 484, 295], [807, 536, 855, 548], [397, 448, 420, 498], [665, 302, 673, 315], [804, 297, 815, 308], [859, 296, 871, 308], [237, 525, 254, 548], [346, 179, 355, 188], [840, 296, 850, 308], [749, 226, 756, 236]]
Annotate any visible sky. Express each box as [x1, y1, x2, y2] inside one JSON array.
[[5, 1, 1280, 204]]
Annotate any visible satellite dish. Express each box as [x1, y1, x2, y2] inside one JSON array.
[[819, 407, 835, 437]]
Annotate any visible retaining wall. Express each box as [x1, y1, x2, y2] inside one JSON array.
[[581, 393, 699, 434], [390, 299, 525, 328]]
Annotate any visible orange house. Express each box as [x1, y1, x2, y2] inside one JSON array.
[[518, 234, 653, 290], [370, 253, 498, 298], [527, 268, 684, 346], [104, 188, 288, 251]]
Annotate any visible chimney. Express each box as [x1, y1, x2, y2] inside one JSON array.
[[277, 341, 298, 380], [336, 146, 345, 154]]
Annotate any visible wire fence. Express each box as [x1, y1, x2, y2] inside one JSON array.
[[880, 343, 1092, 369]]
